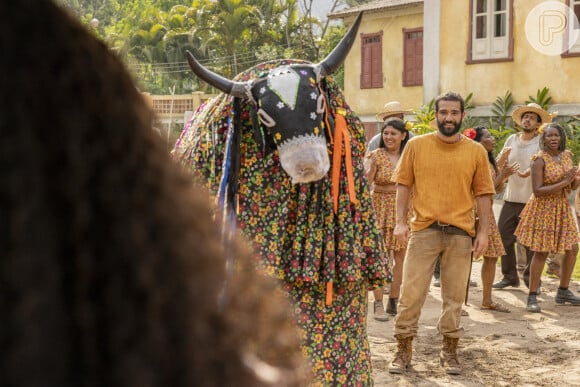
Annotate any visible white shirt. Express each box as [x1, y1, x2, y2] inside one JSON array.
[[501, 133, 540, 203]]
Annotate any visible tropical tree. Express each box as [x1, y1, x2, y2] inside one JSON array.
[[59, 0, 353, 93], [487, 90, 515, 153], [201, 0, 260, 77]]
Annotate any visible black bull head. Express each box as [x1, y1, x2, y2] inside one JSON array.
[[185, 13, 362, 184]]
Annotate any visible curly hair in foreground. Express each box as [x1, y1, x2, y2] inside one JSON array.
[[0, 1, 308, 386]]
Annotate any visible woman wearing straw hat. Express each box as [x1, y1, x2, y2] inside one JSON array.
[[493, 103, 554, 291]]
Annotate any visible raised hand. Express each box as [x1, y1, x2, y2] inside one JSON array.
[[517, 167, 531, 178], [501, 161, 519, 177], [496, 146, 512, 169]]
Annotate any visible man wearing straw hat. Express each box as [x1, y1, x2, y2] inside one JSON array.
[[367, 101, 412, 152], [493, 103, 554, 290]]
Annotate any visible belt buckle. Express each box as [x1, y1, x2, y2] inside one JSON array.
[[437, 220, 450, 233]]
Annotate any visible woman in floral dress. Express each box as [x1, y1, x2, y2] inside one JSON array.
[[365, 118, 410, 319], [515, 123, 580, 312], [464, 127, 517, 312]]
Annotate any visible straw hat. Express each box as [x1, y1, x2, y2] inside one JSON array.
[[511, 103, 553, 126], [376, 101, 413, 121]]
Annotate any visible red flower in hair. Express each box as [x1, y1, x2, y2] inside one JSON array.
[[463, 128, 476, 140]]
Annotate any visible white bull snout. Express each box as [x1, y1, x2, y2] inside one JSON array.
[[277, 135, 330, 184]]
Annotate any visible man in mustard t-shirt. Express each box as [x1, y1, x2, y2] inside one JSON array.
[[388, 92, 494, 375]]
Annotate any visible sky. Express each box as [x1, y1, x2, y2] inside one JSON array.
[[304, 0, 347, 21]]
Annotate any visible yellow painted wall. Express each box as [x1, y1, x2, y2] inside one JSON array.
[[439, 0, 580, 105], [342, 5, 424, 119]]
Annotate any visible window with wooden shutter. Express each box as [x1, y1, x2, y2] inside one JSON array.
[[403, 28, 423, 86], [566, 0, 580, 54], [360, 32, 383, 89], [468, 0, 513, 62]]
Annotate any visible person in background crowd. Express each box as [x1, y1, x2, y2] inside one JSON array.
[[389, 92, 494, 375], [515, 123, 580, 312], [494, 103, 553, 291], [365, 118, 411, 319], [367, 101, 412, 153], [365, 101, 412, 310], [464, 126, 518, 313], [575, 188, 580, 292], [0, 1, 307, 386]]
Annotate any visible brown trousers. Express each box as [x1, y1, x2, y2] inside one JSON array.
[[394, 228, 472, 339]]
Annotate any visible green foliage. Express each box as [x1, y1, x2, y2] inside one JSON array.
[[255, 43, 285, 62], [411, 99, 435, 135], [412, 93, 481, 135], [525, 86, 552, 109], [461, 92, 483, 129], [400, 88, 580, 167], [490, 90, 514, 127], [521, 86, 580, 162], [574, 252, 580, 280], [483, 87, 580, 163], [559, 116, 580, 164], [318, 24, 346, 88], [344, 0, 373, 5], [488, 90, 515, 154], [76, 0, 331, 94]]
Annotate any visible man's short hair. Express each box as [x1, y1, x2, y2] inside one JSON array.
[[435, 91, 464, 113]]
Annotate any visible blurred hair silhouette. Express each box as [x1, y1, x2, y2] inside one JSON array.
[[0, 1, 307, 386]]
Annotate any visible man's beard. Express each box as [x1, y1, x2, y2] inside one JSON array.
[[437, 119, 462, 137], [522, 125, 537, 133]]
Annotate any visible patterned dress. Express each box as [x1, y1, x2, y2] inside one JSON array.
[[173, 60, 388, 386], [367, 148, 405, 251], [483, 164, 506, 257], [515, 150, 580, 253]]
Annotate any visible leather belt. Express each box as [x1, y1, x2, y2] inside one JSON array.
[[428, 222, 469, 237]]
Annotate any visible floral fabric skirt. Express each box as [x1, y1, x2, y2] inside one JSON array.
[[515, 194, 580, 253], [371, 191, 406, 251], [285, 280, 372, 386], [482, 207, 506, 257]]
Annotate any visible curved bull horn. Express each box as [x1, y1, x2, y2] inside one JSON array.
[[185, 50, 249, 99], [315, 12, 363, 78]]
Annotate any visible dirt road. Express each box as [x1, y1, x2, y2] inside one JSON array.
[[368, 260, 580, 386]]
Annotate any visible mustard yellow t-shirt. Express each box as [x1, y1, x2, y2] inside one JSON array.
[[392, 132, 495, 236]]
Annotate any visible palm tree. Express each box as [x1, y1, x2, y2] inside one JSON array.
[[125, 8, 168, 63], [204, 0, 260, 76]]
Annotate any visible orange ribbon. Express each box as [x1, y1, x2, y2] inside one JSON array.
[[325, 281, 333, 306], [326, 109, 358, 306], [332, 108, 358, 214]]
